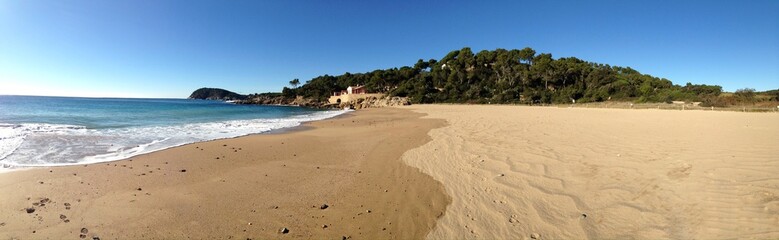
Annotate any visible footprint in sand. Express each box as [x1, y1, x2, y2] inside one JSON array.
[[667, 163, 692, 180]]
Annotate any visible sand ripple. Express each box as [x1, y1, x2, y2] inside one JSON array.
[[402, 105, 779, 239]]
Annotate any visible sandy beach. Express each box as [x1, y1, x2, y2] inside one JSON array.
[[0, 108, 449, 239], [1, 105, 778, 239], [402, 105, 779, 239]]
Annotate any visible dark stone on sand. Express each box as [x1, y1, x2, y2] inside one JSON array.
[[320, 204, 329, 209], [25, 207, 35, 213], [279, 227, 289, 234], [81, 228, 88, 234], [180, 169, 187, 172], [582, 213, 587, 218], [137, 188, 142, 191], [342, 236, 351, 240], [60, 214, 67, 220], [92, 237, 101, 240], [322, 224, 328, 228]]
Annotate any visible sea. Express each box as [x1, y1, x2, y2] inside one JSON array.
[[0, 95, 347, 168]]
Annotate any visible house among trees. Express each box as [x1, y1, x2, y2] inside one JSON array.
[[328, 85, 384, 104]]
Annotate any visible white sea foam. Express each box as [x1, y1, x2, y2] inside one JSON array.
[[0, 123, 87, 161], [0, 110, 348, 167]]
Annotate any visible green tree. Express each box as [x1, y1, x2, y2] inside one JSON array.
[[289, 78, 300, 88], [518, 47, 536, 65]]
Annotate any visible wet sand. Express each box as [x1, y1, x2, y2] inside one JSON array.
[[0, 108, 449, 239], [402, 105, 779, 239]]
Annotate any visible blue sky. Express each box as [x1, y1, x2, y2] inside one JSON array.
[[0, 0, 777, 98]]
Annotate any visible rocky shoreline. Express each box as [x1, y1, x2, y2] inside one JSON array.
[[236, 95, 411, 110], [188, 87, 411, 109]]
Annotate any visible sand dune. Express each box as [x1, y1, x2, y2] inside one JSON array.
[[402, 105, 779, 239]]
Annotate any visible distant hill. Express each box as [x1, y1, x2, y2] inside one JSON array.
[[188, 88, 246, 100]]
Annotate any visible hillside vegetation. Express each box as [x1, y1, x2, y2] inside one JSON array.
[[282, 47, 776, 107]]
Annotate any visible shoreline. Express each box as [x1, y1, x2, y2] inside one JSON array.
[[4, 104, 776, 239], [0, 107, 449, 239], [0, 110, 353, 170]]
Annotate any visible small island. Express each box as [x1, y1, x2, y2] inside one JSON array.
[[188, 88, 246, 101]]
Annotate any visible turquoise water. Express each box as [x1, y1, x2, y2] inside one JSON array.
[[0, 96, 346, 167]]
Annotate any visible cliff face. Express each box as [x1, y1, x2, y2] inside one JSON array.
[[189, 88, 247, 100]]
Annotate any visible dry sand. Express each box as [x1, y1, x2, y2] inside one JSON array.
[[0, 108, 449, 239], [401, 105, 779, 239]]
